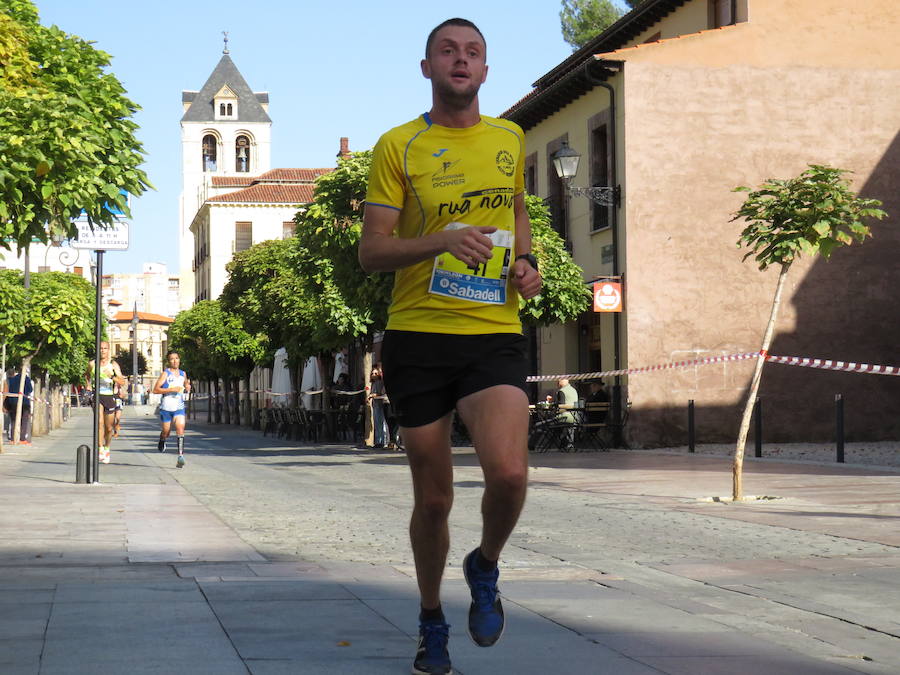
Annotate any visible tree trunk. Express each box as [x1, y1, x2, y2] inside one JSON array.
[[206, 380, 212, 424], [363, 351, 374, 447], [0, 343, 6, 454], [12, 356, 32, 444], [222, 378, 232, 425], [733, 262, 792, 501], [214, 378, 222, 424], [243, 374, 252, 427]]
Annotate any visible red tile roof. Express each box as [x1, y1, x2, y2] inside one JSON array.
[[110, 311, 174, 324], [211, 176, 256, 187], [257, 168, 332, 182], [207, 183, 316, 204]]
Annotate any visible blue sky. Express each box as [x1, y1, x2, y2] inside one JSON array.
[[33, 0, 629, 274]]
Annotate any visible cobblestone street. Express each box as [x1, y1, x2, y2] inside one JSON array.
[[1, 407, 898, 674]]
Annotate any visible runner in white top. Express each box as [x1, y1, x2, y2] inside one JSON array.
[[152, 351, 191, 468]]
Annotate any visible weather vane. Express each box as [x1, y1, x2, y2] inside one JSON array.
[[222, 31, 229, 55]]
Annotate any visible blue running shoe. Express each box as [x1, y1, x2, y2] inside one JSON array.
[[412, 618, 451, 675], [463, 548, 504, 647], [176, 455, 185, 468]]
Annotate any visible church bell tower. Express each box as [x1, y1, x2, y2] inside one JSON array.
[[178, 34, 272, 309]]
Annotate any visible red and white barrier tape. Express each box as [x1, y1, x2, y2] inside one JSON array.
[[765, 353, 900, 376], [527, 351, 900, 383], [526, 352, 760, 383]]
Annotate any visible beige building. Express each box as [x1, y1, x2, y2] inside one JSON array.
[[504, 0, 900, 444], [108, 308, 173, 391], [102, 263, 180, 318]]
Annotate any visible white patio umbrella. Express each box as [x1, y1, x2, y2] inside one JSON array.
[[299, 355, 321, 410], [270, 347, 292, 407]]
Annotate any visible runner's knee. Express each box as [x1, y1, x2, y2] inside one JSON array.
[[414, 491, 454, 523]]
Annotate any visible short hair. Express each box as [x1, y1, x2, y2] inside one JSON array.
[[166, 350, 180, 359], [425, 18, 486, 58]]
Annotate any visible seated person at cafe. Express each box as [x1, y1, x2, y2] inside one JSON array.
[[586, 381, 609, 423], [530, 378, 579, 451], [555, 378, 579, 422]]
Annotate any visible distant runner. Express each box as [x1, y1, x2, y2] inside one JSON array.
[[86, 341, 125, 464], [153, 351, 190, 468]]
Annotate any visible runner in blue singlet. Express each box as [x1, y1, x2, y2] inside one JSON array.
[[152, 351, 191, 468]]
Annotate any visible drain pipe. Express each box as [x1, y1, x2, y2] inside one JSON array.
[[584, 58, 625, 445]]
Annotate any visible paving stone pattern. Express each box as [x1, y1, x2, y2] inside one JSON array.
[[0, 407, 897, 674]]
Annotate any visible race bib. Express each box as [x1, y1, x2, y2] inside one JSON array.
[[429, 222, 513, 305]]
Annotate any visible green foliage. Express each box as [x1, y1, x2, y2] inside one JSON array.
[[0, 269, 94, 383], [293, 150, 392, 344], [221, 238, 314, 368], [734, 165, 887, 271], [167, 300, 265, 382], [0, 270, 26, 344], [0, 0, 151, 251], [522, 194, 592, 325], [559, 0, 624, 50], [115, 346, 147, 377]]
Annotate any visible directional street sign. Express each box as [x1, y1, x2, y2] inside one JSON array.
[[72, 221, 130, 250]]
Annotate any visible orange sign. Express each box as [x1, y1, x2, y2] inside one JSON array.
[[593, 281, 622, 312]]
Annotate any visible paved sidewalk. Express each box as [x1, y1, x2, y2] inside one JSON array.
[[0, 408, 897, 674]]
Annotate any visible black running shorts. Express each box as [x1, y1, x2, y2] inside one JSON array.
[[381, 330, 529, 428], [96, 394, 118, 414]]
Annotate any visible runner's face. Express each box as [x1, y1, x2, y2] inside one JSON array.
[[100, 343, 109, 358], [168, 353, 180, 368], [422, 26, 487, 110]]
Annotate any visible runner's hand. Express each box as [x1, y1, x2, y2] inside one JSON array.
[[445, 226, 496, 267], [512, 257, 542, 300]]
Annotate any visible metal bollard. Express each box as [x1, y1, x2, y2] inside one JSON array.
[[687, 400, 695, 452], [75, 444, 90, 483], [754, 397, 762, 458], [835, 394, 845, 463]]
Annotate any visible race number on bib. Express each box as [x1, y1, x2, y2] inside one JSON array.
[[429, 222, 513, 305]]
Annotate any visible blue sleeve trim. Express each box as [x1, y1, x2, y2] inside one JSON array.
[[367, 201, 402, 212]]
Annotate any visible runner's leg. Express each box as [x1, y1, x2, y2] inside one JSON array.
[[455, 384, 529, 560], [174, 414, 186, 465], [158, 418, 171, 452], [402, 412, 455, 610]]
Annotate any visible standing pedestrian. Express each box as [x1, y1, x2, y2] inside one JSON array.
[[358, 17, 541, 675], [3, 366, 33, 444], [153, 351, 191, 468], [86, 342, 125, 463]]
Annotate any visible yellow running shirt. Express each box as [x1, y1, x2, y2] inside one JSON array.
[[366, 113, 526, 335]]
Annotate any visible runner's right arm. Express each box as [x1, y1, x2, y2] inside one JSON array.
[[152, 372, 169, 395], [358, 204, 496, 274]]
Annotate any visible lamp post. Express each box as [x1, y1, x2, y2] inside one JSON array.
[[550, 140, 624, 445], [131, 303, 139, 404], [550, 140, 620, 207]]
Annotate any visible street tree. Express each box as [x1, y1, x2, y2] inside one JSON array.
[[560, 0, 625, 50], [0, 270, 26, 451], [221, 238, 319, 369], [731, 165, 886, 500], [522, 194, 593, 325], [1, 270, 94, 441], [167, 300, 265, 425], [0, 0, 151, 252], [115, 346, 148, 378]]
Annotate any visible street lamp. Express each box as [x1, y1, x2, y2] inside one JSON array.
[[550, 139, 624, 444], [550, 140, 621, 207]]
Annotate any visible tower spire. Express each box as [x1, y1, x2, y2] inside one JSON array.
[[222, 31, 229, 55]]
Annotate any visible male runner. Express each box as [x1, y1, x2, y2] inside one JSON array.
[[86, 341, 125, 463], [359, 18, 541, 675], [153, 351, 190, 468]]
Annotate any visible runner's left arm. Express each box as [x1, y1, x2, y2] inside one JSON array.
[[510, 193, 541, 300]]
